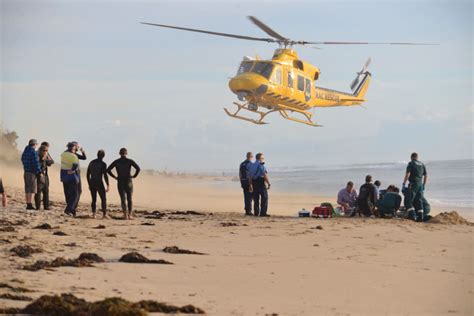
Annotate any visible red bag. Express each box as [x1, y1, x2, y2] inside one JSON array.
[[312, 206, 332, 218]]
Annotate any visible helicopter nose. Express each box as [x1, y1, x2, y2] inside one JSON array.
[[229, 74, 268, 96]]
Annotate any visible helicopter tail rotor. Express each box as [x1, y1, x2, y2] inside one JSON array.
[[350, 57, 371, 92]]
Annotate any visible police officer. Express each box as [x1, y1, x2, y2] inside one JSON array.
[[403, 152, 428, 222], [239, 152, 254, 216], [248, 153, 271, 217]]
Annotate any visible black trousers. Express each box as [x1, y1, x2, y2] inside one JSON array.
[[90, 182, 107, 214], [63, 181, 79, 216], [118, 179, 133, 213], [241, 181, 252, 214], [74, 175, 82, 209], [357, 200, 374, 217], [252, 179, 268, 216], [35, 175, 50, 210]]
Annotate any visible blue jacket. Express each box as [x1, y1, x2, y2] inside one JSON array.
[[21, 146, 41, 174]]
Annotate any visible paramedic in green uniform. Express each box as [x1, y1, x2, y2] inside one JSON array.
[[403, 152, 427, 222]]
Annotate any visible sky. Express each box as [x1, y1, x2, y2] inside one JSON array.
[[1, 0, 472, 171]]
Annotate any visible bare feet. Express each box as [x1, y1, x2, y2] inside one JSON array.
[[102, 214, 110, 219], [92, 213, 97, 219]]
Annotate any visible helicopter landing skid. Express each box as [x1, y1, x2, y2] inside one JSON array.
[[278, 109, 322, 127], [224, 102, 278, 125]]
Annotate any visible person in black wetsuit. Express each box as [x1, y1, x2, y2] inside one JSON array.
[[106, 148, 140, 219], [355, 175, 377, 217], [70, 141, 87, 209], [87, 150, 109, 218]]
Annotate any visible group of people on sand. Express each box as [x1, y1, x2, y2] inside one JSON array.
[[237, 151, 430, 222], [336, 152, 430, 222], [239, 152, 271, 217], [2, 139, 141, 219]]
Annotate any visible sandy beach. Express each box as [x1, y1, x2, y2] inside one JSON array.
[[0, 166, 473, 315]]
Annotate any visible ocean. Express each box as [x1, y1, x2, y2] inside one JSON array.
[[267, 159, 473, 209]]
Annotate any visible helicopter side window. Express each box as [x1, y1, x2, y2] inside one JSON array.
[[252, 62, 274, 79], [297, 75, 305, 91], [237, 61, 253, 75], [271, 66, 282, 84], [305, 78, 312, 101], [287, 71, 294, 88]]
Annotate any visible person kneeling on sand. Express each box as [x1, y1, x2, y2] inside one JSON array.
[[376, 185, 402, 218], [87, 150, 110, 219], [337, 181, 358, 216], [107, 148, 140, 220], [0, 178, 7, 207], [355, 175, 377, 217]]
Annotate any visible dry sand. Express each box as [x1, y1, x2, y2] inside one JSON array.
[[0, 165, 473, 315]]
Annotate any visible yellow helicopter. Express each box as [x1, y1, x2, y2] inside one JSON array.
[[142, 16, 435, 127]]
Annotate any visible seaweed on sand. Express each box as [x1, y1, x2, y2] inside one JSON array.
[[163, 246, 207, 255], [10, 245, 43, 258], [119, 252, 173, 264], [23, 253, 105, 271], [0, 293, 205, 315]]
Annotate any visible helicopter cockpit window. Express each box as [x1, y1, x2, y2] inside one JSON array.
[[251, 62, 274, 79], [287, 71, 294, 88], [271, 66, 282, 84], [237, 61, 253, 75]]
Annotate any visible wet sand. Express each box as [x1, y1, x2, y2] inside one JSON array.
[[0, 183, 473, 315]]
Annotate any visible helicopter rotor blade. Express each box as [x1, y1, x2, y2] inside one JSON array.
[[141, 22, 278, 43], [350, 57, 372, 91], [247, 16, 288, 41], [304, 41, 438, 45]]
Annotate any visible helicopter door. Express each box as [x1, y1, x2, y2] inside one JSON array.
[[292, 73, 307, 107]]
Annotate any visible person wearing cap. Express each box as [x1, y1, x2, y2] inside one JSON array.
[[403, 152, 428, 222], [0, 178, 7, 207], [39, 141, 54, 209], [61, 142, 80, 216], [87, 150, 110, 218], [107, 148, 140, 219], [248, 152, 271, 217], [70, 141, 87, 209], [34, 144, 54, 210], [21, 139, 41, 210], [239, 152, 254, 216]]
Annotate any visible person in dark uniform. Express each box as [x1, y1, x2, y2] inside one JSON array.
[[403, 152, 428, 222], [239, 152, 254, 216], [107, 148, 140, 219], [39, 142, 54, 210], [87, 150, 110, 218], [0, 178, 7, 207], [248, 153, 271, 217], [70, 141, 87, 209], [355, 175, 377, 217]]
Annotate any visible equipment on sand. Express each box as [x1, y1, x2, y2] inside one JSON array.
[[142, 16, 436, 126]]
